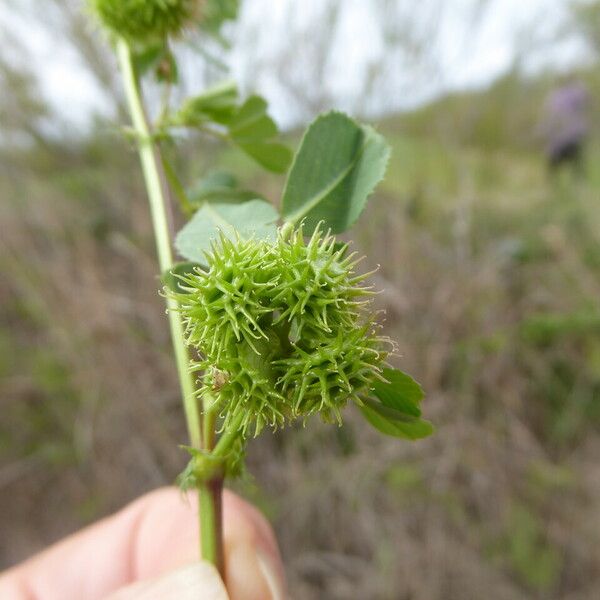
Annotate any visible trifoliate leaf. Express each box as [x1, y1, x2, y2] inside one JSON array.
[[175, 200, 278, 262], [173, 90, 291, 173], [360, 398, 434, 440], [281, 111, 390, 234]]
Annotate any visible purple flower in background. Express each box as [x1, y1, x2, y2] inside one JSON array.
[[542, 80, 589, 161]]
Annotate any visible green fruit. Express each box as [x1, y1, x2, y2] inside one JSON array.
[[275, 322, 386, 423], [89, 0, 200, 42], [171, 227, 388, 436], [176, 235, 280, 361], [271, 228, 372, 339]]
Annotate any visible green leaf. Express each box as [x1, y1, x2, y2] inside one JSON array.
[[360, 398, 434, 441], [173, 80, 238, 126], [161, 262, 203, 294], [371, 368, 425, 416], [226, 96, 292, 173], [229, 96, 278, 142], [363, 368, 432, 440], [193, 170, 238, 194], [281, 111, 390, 234], [237, 141, 292, 173], [189, 187, 263, 207], [173, 89, 291, 173], [175, 199, 279, 262], [187, 171, 264, 207]]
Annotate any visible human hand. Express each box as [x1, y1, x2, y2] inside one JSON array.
[[0, 487, 285, 599]]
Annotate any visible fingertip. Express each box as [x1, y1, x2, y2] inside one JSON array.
[[105, 562, 229, 600], [128, 487, 284, 587], [130, 488, 286, 599], [222, 490, 282, 570]]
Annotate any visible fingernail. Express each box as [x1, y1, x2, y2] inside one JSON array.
[[257, 551, 286, 600], [226, 542, 286, 600]]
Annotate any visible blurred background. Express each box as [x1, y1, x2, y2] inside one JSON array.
[[2, 1, 600, 598]]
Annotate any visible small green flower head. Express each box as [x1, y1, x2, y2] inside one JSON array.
[[89, 0, 201, 42], [173, 227, 389, 436]]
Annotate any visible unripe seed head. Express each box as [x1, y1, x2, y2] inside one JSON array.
[[173, 227, 389, 436], [88, 0, 201, 42]]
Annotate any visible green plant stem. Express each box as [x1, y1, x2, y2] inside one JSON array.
[[197, 391, 227, 573], [198, 413, 245, 574], [116, 39, 201, 450], [199, 477, 224, 572], [196, 397, 244, 573], [117, 38, 225, 573]]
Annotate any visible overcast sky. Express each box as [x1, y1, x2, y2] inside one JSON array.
[[0, 0, 588, 129], [230, 0, 583, 125]]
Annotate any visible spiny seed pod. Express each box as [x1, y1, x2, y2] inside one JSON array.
[[271, 228, 374, 340], [204, 332, 289, 435], [88, 0, 201, 42], [275, 323, 387, 424], [172, 228, 389, 437], [176, 236, 281, 360]]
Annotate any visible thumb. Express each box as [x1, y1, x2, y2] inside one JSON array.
[[104, 563, 228, 600]]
